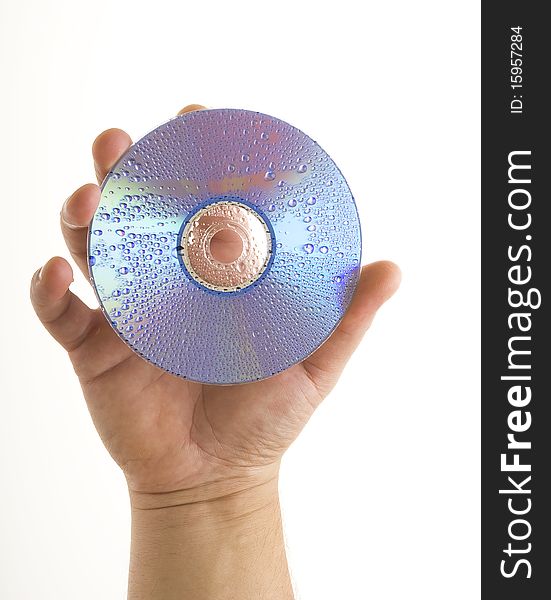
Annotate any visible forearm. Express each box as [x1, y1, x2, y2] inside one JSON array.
[[128, 471, 293, 600]]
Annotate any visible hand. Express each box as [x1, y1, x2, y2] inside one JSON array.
[[30, 104, 400, 501], [31, 104, 400, 598]]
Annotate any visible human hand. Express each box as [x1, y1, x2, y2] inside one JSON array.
[[31, 104, 400, 498], [30, 104, 400, 599]]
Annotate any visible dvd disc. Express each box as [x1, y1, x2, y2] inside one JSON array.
[[88, 109, 362, 384]]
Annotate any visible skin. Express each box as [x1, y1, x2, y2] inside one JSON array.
[[30, 104, 401, 599]]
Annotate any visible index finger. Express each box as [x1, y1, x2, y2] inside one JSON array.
[[63, 104, 206, 278]]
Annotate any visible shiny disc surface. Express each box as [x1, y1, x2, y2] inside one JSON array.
[[88, 109, 362, 384]]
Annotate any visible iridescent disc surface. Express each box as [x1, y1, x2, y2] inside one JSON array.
[[88, 109, 362, 384]]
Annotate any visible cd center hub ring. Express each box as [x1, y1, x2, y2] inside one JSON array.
[[180, 200, 272, 292]]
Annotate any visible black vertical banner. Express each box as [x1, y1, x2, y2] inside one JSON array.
[[482, 2, 549, 598]]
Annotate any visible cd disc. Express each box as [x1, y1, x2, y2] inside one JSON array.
[[88, 109, 362, 384]]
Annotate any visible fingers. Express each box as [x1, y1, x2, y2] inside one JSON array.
[[303, 261, 401, 394], [61, 106, 205, 277], [30, 257, 97, 352], [177, 103, 207, 115], [60, 183, 100, 276], [61, 128, 132, 276], [92, 106, 204, 183], [92, 128, 133, 184], [60, 128, 131, 276]]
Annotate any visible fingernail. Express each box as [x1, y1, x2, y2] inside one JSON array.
[[37, 265, 44, 282], [60, 196, 79, 229], [61, 196, 70, 219]]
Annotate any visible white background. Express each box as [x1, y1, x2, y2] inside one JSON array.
[[0, 1, 480, 598]]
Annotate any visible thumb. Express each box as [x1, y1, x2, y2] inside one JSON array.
[[302, 260, 401, 394]]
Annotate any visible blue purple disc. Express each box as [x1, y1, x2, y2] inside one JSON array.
[[88, 109, 362, 384]]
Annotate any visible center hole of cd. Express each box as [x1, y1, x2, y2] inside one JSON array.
[[209, 228, 243, 264], [180, 200, 272, 292]]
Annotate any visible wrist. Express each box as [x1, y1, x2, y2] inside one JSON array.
[[127, 463, 293, 600], [128, 462, 280, 513]]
